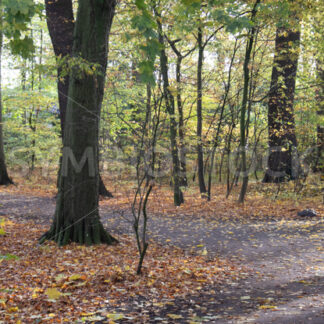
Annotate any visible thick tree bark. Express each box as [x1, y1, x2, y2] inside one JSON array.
[[263, 25, 300, 183], [45, 0, 74, 135], [156, 13, 183, 206], [196, 26, 207, 194], [40, 0, 117, 246], [0, 5, 13, 186], [45, 0, 113, 197]]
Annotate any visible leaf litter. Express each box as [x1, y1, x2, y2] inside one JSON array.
[[0, 221, 249, 323]]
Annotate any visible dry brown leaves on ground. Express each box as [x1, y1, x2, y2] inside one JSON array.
[[102, 183, 323, 222], [0, 220, 248, 323], [2, 173, 323, 222]]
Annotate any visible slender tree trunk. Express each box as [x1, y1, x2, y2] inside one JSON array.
[[40, 0, 117, 246], [146, 84, 151, 134], [226, 123, 235, 198], [156, 14, 183, 206], [21, 60, 26, 91], [207, 40, 237, 200], [238, 0, 260, 203], [0, 103, 10, 185], [0, 4, 13, 186], [263, 24, 300, 183], [207, 107, 224, 200], [167, 38, 195, 187], [218, 148, 225, 182], [314, 60, 324, 173], [28, 108, 39, 172], [39, 28, 43, 90], [45, 0, 113, 197], [176, 56, 188, 186], [197, 26, 207, 195], [29, 29, 37, 172]]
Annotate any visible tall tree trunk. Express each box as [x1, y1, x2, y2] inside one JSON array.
[[197, 26, 207, 194], [314, 60, 324, 173], [45, 0, 113, 197], [167, 38, 195, 187], [40, 0, 117, 246], [39, 28, 43, 91], [238, 0, 259, 203], [0, 3, 13, 186], [207, 40, 237, 200], [28, 107, 39, 172], [29, 30, 37, 172], [156, 13, 183, 206], [263, 24, 300, 183], [175, 56, 188, 186], [225, 123, 235, 198], [45, 0, 74, 136]]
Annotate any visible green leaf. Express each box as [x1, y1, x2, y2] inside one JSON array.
[[181, 0, 201, 7], [138, 61, 155, 85], [9, 36, 35, 59], [135, 0, 146, 10], [2, 0, 36, 58], [0, 254, 19, 260]]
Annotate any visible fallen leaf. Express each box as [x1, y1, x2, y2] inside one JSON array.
[[45, 288, 62, 300], [167, 314, 183, 319], [107, 313, 124, 320]]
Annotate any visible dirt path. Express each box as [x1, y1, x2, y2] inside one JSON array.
[[1, 192, 323, 323]]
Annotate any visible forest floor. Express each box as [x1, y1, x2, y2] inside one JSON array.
[[0, 177, 323, 323]]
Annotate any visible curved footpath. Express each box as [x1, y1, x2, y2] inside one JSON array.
[[0, 192, 323, 323]]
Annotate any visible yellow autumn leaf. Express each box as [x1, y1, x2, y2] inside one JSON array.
[[201, 248, 208, 255], [45, 288, 62, 300], [81, 312, 95, 316], [69, 274, 81, 281], [167, 86, 178, 96], [167, 314, 183, 319], [107, 313, 124, 320]]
